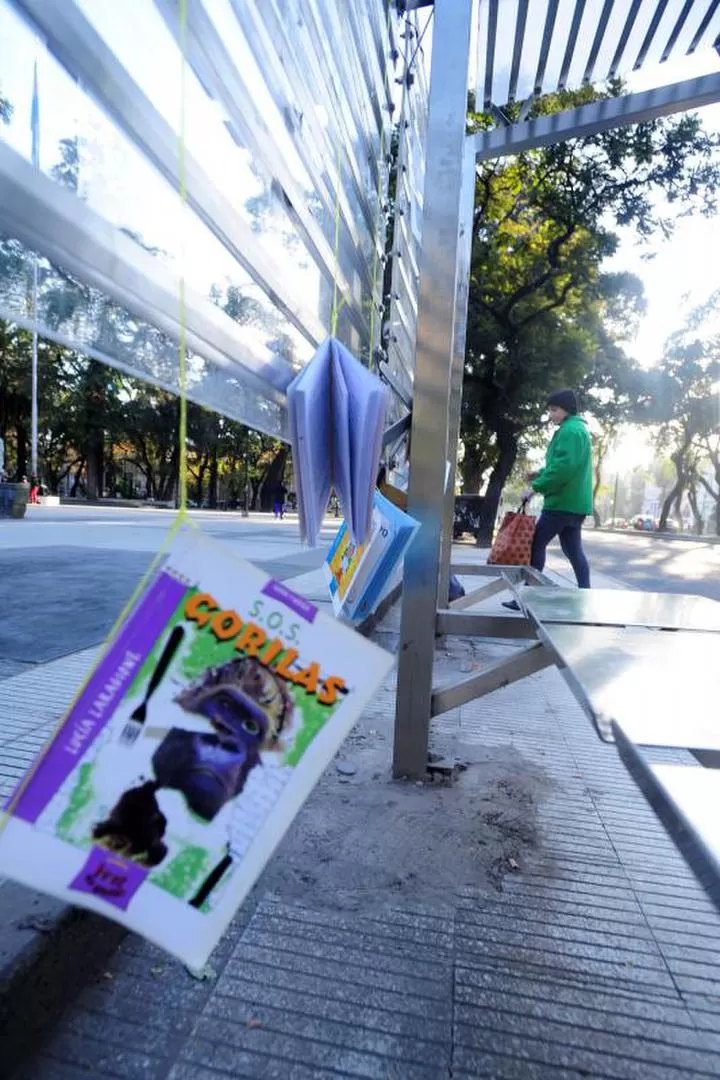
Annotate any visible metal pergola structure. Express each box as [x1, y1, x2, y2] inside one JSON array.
[[392, 0, 720, 776], [0, 0, 719, 775]]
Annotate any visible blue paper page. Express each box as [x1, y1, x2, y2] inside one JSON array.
[[334, 342, 387, 545], [287, 340, 332, 546], [330, 343, 353, 526]]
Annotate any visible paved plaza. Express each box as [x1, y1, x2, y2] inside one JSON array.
[[2, 508, 720, 1079]]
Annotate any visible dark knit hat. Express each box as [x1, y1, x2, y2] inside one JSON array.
[[546, 389, 578, 415]]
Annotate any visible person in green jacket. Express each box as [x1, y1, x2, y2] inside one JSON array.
[[504, 389, 592, 608]]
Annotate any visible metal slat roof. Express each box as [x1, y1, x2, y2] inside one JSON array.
[[476, 0, 720, 107]]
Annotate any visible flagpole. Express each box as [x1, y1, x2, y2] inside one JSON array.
[[30, 59, 39, 479]]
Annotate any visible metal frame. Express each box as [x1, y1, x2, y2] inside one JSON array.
[[438, 141, 476, 608], [474, 71, 720, 162], [394, 15, 720, 777], [431, 641, 553, 718], [392, 0, 474, 779]]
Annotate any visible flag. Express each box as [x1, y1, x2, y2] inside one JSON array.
[[31, 60, 39, 168]]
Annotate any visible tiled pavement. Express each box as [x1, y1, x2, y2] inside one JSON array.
[[5, 560, 720, 1079]]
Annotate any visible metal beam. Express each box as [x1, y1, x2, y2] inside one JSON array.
[[382, 412, 412, 449], [450, 563, 523, 579], [438, 142, 476, 608], [431, 642, 552, 717], [474, 72, 720, 162], [393, 0, 473, 779], [436, 610, 538, 639], [0, 141, 290, 410], [449, 577, 509, 610], [10, 0, 325, 351]]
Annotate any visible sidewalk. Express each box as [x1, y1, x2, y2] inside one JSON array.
[[4, 555, 720, 1078]]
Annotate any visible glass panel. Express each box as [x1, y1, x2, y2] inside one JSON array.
[[0, 235, 287, 437]]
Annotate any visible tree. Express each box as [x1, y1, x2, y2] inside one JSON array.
[[462, 84, 720, 541], [649, 293, 720, 531]]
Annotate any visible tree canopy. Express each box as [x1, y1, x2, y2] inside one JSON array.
[[461, 85, 720, 540]]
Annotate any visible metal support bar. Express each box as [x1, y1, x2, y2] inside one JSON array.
[[438, 141, 476, 608], [449, 577, 509, 610], [378, 361, 414, 410], [691, 750, 720, 769], [450, 563, 524, 579], [436, 610, 538, 639], [473, 72, 720, 162], [393, 0, 473, 779], [431, 642, 552, 717], [522, 566, 555, 585], [382, 412, 412, 449]]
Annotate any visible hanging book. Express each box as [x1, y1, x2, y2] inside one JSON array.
[[288, 337, 387, 548], [325, 490, 419, 623], [0, 529, 393, 970]]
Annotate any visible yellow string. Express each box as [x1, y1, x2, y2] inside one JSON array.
[[177, 0, 189, 519], [0, 1, 193, 835], [330, 141, 344, 337]]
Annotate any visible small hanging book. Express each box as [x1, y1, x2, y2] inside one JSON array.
[[288, 337, 387, 548], [324, 490, 420, 623]]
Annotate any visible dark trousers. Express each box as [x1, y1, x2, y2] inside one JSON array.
[[531, 510, 590, 588]]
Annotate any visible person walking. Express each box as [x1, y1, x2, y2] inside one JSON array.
[[504, 389, 592, 609], [273, 479, 288, 520]]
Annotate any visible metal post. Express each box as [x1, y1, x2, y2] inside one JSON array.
[[30, 267, 38, 477], [393, 0, 474, 779], [438, 143, 476, 608], [30, 57, 40, 480], [611, 473, 618, 527]]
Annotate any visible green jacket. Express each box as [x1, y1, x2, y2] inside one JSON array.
[[531, 415, 593, 515]]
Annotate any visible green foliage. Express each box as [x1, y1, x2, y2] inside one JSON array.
[[647, 292, 720, 531], [462, 82, 720, 536]]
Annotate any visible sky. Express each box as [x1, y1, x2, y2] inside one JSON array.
[[0, 0, 718, 423]]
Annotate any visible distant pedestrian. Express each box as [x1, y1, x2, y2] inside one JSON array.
[[504, 389, 592, 609], [273, 480, 288, 519]]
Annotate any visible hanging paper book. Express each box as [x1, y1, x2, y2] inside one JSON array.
[[287, 337, 387, 548], [325, 490, 419, 623], [0, 529, 393, 970]]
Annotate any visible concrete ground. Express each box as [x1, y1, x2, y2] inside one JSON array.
[[2, 509, 720, 1078]]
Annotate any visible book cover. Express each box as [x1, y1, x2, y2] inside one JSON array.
[[0, 529, 394, 968]]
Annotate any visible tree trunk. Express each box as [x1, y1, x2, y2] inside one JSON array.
[[473, 430, 518, 546], [260, 447, 288, 511], [592, 456, 603, 528], [459, 445, 489, 495], [658, 450, 686, 531], [687, 484, 703, 534], [86, 432, 104, 499], [15, 421, 28, 480], [70, 459, 85, 497], [208, 451, 216, 509]]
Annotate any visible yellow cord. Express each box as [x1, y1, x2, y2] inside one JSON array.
[[177, 0, 189, 520], [330, 141, 344, 337]]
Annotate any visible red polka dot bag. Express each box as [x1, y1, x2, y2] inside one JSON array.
[[487, 501, 536, 566]]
